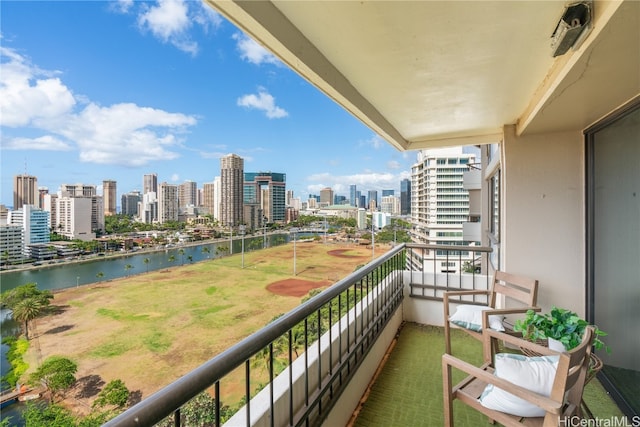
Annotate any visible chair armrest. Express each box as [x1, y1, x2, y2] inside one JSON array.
[[481, 306, 541, 329], [483, 328, 559, 357], [442, 354, 563, 414]]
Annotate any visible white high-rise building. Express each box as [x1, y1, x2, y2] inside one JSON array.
[[56, 197, 95, 241], [411, 147, 476, 273], [7, 204, 50, 256], [220, 154, 244, 227]]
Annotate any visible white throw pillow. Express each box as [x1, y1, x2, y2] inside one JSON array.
[[479, 353, 559, 417], [449, 304, 505, 332]]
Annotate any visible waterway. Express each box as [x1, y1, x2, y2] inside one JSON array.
[[0, 233, 288, 293]]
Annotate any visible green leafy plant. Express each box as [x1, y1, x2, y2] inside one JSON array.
[[514, 307, 610, 352]]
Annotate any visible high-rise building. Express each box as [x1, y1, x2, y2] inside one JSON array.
[[60, 184, 96, 198], [141, 192, 157, 224], [368, 190, 378, 211], [381, 195, 400, 215], [382, 189, 394, 197], [43, 194, 58, 230], [56, 197, 95, 241], [400, 178, 411, 215], [178, 180, 197, 209], [38, 187, 49, 209], [13, 174, 38, 210], [103, 180, 117, 216], [143, 173, 158, 195], [8, 205, 50, 256], [121, 191, 141, 217], [411, 147, 475, 266], [286, 190, 294, 206], [349, 185, 357, 207], [158, 182, 179, 223], [202, 182, 216, 216], [220, 154, 244, 227], [244, 172, 286, 223], [319, 187, 333, 207]]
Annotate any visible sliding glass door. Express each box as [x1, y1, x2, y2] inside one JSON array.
[[587, 99, 640, 416]]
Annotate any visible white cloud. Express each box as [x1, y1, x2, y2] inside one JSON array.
[[137, 0, 198, 55], [2, 135, 73, 151], [61, 103, 196, 166], [0, 47, 76, 128], [237, 88, 288, 119], [387, 160, 401, 170], [111, 0, 134, 14], [171, 173, 180, 182], [359, 134, 385, 150], [0, 47, 198, 167], [232, 33, 280, 65]]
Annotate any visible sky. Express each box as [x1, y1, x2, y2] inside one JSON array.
[[0, 0, 416, 209]]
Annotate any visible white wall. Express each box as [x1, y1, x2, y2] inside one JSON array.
[[502, 125, 585, 315]]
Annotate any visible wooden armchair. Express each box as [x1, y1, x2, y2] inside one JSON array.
[[443, 271, 539, 354], [442, 327, 595, 427]]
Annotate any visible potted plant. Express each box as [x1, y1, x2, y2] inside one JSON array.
[[514, 306, 610, 353]]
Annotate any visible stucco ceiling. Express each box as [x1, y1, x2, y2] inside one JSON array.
[[206, 0, 639, 151]]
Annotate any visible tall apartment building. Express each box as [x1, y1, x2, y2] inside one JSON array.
[[60, 183, 96, 198], [13, 174, 38, 209], [380, 195, 400, 215], [400, 178, 411, 215], [143, 173, 158, 195], [140, 192, 157, 224], [38, 188, 49, 209], [349, 185, 357, 207], [103, 180, 117, 216], [57, 197, 95, 241], [121, 191, 141, 217], [158, 182, 179, 224], [220, 154, 244, 227], [179, 180, 197, 209], [244, 172, 286, 223], [202, 182, 216, 217], [368, 190, 378, 211], [411, 147, 475, 273], [43, 193, 58, 230], [59, 184, 103, 233], [382, 189, 394, 197], [286, 190, 294, 206], [319, 187, 333, 207]]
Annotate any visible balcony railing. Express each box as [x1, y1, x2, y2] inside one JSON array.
[[104, 243, 491, 427]]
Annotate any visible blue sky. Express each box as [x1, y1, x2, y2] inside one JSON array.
[[0, 0, 414, 209]]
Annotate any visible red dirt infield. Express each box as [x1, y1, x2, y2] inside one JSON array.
[[266, 278, 332, 297]]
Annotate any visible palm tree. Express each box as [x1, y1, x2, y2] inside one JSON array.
[[187, 255, 193, 264], [143, 257, 150, 273], [12, 298, 44, 340], [124, 264, 133, 276], [168, 255, 176, 268], [96, 271, 104, 282], [178, 249, 185, 265]]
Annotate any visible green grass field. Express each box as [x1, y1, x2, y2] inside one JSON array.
[[28, 241, 379, 414]]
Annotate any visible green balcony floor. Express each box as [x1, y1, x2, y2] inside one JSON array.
[[352, 323, 623, 427]]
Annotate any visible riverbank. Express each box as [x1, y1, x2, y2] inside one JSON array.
[[22, 241, 380, 421]]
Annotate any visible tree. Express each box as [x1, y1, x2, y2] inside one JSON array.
[[12, 298, 44, 340], [178, 249, 185, 265], [96, 271, 104, 282], [22, 402, 77, 427], [1, 283, 53, 340], [93, 379, 130, 408], [30, 356, 77, 402], [124, 264, 133, 276], [143, 257, 150, 273]]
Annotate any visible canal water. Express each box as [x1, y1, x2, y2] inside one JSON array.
[[0, 234, 288, 293]]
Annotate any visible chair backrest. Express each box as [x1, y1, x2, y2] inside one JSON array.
[[550, 326, 595, 414], [488, 271, 539, 308]]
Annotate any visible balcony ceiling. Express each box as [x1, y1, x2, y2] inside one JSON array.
[[206, 1, 639, 151]]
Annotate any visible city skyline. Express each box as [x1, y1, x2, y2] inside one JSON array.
[[0, 1, 413, 208]]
